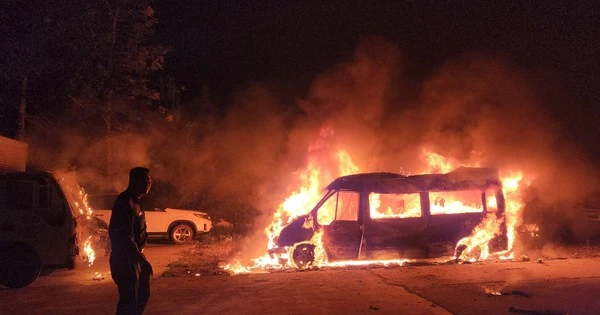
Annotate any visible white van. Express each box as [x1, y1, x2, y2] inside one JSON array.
[[0, 171, 107, 288]]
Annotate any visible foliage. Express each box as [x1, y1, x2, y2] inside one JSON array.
[[70, 0, 169, 107], [0, 0, 169, 138], [2, 1, 266, 237]]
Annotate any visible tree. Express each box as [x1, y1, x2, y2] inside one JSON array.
[[0, 1, 68, 139], [68, 0, 169, 180]]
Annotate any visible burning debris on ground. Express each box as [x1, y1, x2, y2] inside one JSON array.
[[92, 272, 105, 281], [483, 285, 532, 298], [162, 237, 600, 279]]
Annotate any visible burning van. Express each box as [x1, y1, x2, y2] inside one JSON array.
[[272, 167, 508, 268]]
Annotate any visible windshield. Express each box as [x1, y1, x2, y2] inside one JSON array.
[[54, 172, 93, 217]]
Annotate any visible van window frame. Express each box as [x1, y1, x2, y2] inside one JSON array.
[[314, 189, 360, 225]]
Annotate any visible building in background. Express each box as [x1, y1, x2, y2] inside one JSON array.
[[0, 136, 27, 172]]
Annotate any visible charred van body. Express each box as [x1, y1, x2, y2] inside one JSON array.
[[274, 167, 508, 267]]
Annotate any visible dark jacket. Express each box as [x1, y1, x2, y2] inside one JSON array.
[[109, 189, 148, 259]]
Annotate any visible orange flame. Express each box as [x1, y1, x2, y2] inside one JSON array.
[[501, 171, 526, 254], [83, 236, 96, 266]]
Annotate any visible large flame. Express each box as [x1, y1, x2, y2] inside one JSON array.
[[224, 135, 528, 273]]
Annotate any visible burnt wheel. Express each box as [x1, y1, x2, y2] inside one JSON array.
[[454, 244, 482, 261], [292, 243, 315, 269], [0, 244, 42, 288], [169, 223, 194, 245]]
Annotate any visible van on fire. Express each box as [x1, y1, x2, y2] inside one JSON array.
[[272, 167, 508, 268]]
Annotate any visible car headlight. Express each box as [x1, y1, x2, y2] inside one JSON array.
[[193, 213, 211, 220]]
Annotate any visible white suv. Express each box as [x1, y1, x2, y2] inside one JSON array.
[[88, 194, 212, 244]]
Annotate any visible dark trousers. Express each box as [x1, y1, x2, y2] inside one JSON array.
[[110, 254, 152, 315]]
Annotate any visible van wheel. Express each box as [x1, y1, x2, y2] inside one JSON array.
[[0, 244, 42, 288], [292, 243, 315, 269], [454, 244, 482, 261], [169, 223, 194, 245]]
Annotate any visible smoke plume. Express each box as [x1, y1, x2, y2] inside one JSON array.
[[27, 36, 599, 254]]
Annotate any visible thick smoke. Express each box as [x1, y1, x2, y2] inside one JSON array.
[[27, 36, 599, 259], [229, 37, 600, 261]]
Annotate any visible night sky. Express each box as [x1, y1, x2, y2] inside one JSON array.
[[1, 1, 599, 162], [155, 0, 600, 158]]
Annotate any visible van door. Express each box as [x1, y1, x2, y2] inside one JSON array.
[[317, 190, 361, 260], [426, 189, 487, 256], [364, 191, 428, 258]]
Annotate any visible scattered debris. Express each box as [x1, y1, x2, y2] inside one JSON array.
[[537, 258, 544, 263], [508, 290, 532, 298], [368, 305, 380, 311], [483, 285, 531, 298], [92, 272, 105, 281], [521, 255, 530, 261], [483, 285, 503, 296]]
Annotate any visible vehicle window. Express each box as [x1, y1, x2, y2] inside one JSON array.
[[36, 180, 66, 226], [429, 190, 483, 215], [370, 193, 422, 218], [336, 191, 359, 221], [5, 180, 34, 211], [317, 191, 359, 225]]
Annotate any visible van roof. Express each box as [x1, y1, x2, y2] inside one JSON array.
[[326, 167, 502, 193]]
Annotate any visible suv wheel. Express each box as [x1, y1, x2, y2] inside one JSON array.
[[169, 223, 194, 245], [0, 244, 42, 288]]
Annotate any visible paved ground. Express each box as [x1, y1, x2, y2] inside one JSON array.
[[1, 243, 600, 314]]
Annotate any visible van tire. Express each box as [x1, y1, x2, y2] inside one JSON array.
[[292, 243, 315, 269], [0, 244, 42, 288]]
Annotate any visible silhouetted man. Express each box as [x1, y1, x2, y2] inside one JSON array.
[[109, 167, 153, 314]]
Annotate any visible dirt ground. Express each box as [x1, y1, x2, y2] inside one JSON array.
[[163, 236, 600, 277], [2, 239, 600, 314]]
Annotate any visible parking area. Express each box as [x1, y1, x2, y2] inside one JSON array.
[[3, 252, 600, 314]]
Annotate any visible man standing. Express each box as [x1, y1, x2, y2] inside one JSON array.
[[109, 167, 153, 314]]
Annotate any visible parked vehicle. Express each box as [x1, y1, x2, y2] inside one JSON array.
[[88, 193, 212, 244], [0, 171, 108, 288], [273, 167, 508, 267]]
